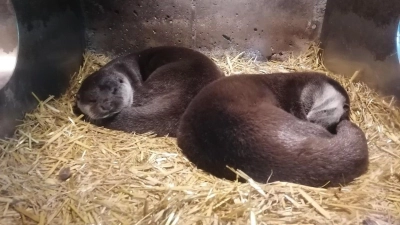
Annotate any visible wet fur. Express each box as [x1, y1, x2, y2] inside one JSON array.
[[177, 72, 369, 187], [75, 46, 224, 137]]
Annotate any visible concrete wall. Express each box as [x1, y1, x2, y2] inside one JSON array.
[[82, 0, 400, 99], [82, 0, 327, 59], [320, 0, 400, 99]]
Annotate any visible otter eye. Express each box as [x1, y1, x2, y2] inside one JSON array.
[[118, 79, 123, 83], [112, 88, 118, 94]]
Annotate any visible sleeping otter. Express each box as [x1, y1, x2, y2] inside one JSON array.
[[75, 46, 224, 137], [177, 72, 369, 187]]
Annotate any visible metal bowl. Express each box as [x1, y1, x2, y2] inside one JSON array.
[[0, 1, 18, 90], [0, 0, 85, 138], [397, 18, 400, 64]]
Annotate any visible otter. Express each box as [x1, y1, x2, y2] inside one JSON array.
[[177, 72, 369, 187], [75, 46, 224, 137]]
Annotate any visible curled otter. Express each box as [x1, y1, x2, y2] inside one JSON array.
[[177, 72, 369, 187], [75, 46, 224, 136]]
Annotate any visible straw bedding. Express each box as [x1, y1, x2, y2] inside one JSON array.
[[0, 45, 399, 225]]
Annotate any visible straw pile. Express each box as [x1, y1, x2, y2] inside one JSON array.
[[1, 45, 399, 225]]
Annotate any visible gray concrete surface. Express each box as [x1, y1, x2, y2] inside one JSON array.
[[320, 0, 400, 99], [82, 0, 327, 59]]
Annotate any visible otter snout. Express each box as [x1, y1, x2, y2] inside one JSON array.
[[76, 99, 119, 120], [100, 103, 112, 111], [98, 100, 118, 115]]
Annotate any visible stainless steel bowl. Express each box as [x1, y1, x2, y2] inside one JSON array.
[[0, 0, 84, 138], [397, 18, 400, 64], [0, 0, 18, 90]]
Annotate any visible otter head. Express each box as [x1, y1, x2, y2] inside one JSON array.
[[301, 82, 350, 132], [76, 71, 133, 120]]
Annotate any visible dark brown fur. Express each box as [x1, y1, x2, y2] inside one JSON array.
[[75, 46, 224, 137], [177, 72, 369, 187]]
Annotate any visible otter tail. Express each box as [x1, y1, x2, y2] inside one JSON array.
[[241, 118, 369, 187], [177, 115, 369, 187], [294, 120, 369, 187]]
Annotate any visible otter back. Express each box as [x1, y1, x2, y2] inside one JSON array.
[[75, 46, 224, 137], [177, 72, 369, 187]]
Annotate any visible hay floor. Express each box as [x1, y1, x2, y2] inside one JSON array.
[[1, 45, 400, 225]]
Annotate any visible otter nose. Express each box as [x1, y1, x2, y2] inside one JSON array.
[[100, 104, 111, 111]]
